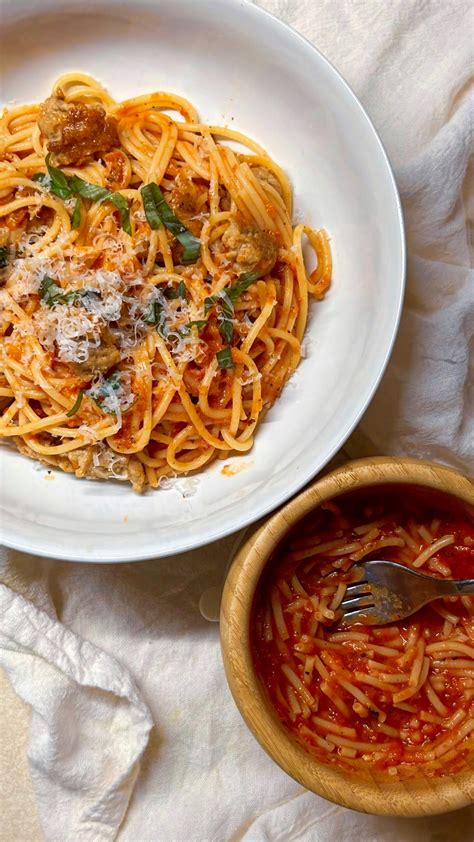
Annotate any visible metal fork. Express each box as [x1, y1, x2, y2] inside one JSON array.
[[338, 560, 474, 626]]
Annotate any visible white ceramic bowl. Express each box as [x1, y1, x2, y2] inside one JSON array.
[[0, 0, 405, 561]]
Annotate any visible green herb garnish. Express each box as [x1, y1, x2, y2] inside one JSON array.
[[216, 347, 234, 369], [39, 275, 100, 308], [0, 245, 9, 269], [32, 155, 131, 234], [39, 275, 69, 306], [186, 319, 208, 331], [204, 270, 260, 344], [142, 300, 163, 325], [164, 280, 188, 301], [140, 182, 201, 264], [71, 197, 82, 230], [226, 270, 261, 302], [86, 371, 121, 414], [142, 299, 168, 337], [66, 390, 84, 418], [32, 155, 71, 199], [178, 319, 208, 338]]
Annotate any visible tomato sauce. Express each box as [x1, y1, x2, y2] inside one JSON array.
[[251, 486, 474, 776]]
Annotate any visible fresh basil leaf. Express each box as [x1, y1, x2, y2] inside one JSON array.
[[68, 176, 110, 202], [69, 177, 132, 235], [140, 182, 201, 264], [0, 246, 9, 269], [227, 270, 261, 302], [204, 290, 235, 343], [164, 280, 187, 301], [179, 319, 208, 337], [204, 293, 219, 314], [40, 275, 99, 308], [186, 319, 208, 331], [39, 275, 65, 306], [205, 272, 260, 314], [66, 390, 84, 417], [36, 154, 73, 199], [218, 314, 234, 344], [142, 300, 163, 325], [31, 172, 50, 189], [32, 161, 131, 235], [140, 183, 162, 230], [216, 347, 234, 369], [142, 300, 167, 337], [216, 291, 234, 344], [71, 197, 82, 230], [108, 192, 132, 236], [86, 371, 122, 413]]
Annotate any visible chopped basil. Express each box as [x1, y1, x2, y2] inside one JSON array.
[[142, 299, 167, 337], [226, 270, 261, 302], [71, 197, 82, 230], [68, 176, 132, 235], [140, 182, 201, 264], [66, 390, 84, 417], [204, 270, 260, 344], [67, 176, 110, 202], [32, 155, 131, 234], [107, 191, 132, 236], [0, 245, 9, 269], [86, 371, 121, 413], [32, 155, 71, 199], [142, 300, 162, 325], [39, 275, 100, 308], [186, 319, 208, 331], [39, 275, 69, 306], [216, 347, 234, 369], [217, 293, 234, 344], [164, 280, 187, 301], [179, 319, 208, 337], [140, 183, 162, 229]]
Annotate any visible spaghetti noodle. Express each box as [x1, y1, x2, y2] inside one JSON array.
[[0, 74, 332, 491], [252, 488, 474, 777]]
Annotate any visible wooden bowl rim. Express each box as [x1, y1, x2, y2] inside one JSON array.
[[220, 456, 474, 816]]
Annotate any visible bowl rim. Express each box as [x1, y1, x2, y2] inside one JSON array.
[[220, 456, 474, 816]]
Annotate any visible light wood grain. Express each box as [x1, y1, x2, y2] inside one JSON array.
[[220, 456, 474, 817]]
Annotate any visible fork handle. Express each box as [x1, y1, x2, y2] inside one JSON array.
[[452, 578, 474, 596]]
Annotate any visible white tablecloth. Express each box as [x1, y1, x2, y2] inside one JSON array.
[[1, 1, 473, 840]]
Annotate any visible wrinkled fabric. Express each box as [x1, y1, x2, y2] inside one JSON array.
[[1, 1, 473, 840]]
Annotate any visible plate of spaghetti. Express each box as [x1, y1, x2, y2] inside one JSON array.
[[0, 0, 404, 561]]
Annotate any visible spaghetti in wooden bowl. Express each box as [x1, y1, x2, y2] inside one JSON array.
[[220, 457, 474, 816]]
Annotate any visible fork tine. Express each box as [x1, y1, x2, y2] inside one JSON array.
[[340, 594, 375, 611], [340, 606, 384, 627], [343, 583, 371, 598]]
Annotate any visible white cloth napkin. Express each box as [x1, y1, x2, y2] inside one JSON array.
[[1, 1, 473, 841]]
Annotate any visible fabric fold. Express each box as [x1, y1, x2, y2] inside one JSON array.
[[0, 584, 153, 842]]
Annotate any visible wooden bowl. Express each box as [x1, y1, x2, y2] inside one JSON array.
[[220, 457, 474, 816]]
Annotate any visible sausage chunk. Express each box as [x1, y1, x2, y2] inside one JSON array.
[[166, 169, 204, 236], [73, 344, 121, 377], [38, 91, 119, 166], [222, 220, 278, 276]]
